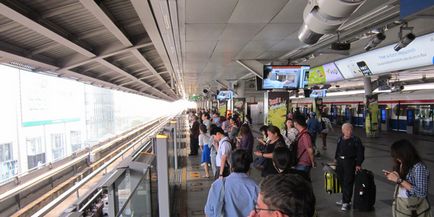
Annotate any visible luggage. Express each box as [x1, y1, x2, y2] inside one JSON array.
[[323, 164, 342, 194], [353, 169, 376, 211]]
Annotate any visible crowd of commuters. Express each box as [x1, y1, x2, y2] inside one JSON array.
[[187, 109, 431, 217]]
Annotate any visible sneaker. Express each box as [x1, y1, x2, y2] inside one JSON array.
[[341, 203, 351, 211], [336, 200, 343, 206]]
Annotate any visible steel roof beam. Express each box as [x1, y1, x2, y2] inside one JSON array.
[[131, 0, 181, 97], [78, 0, 176, 97], [79, 0, 132, 47], [96, 59, 173, 101], [0, 50, 160, 100], [0, 3, 95, 58], [40, 2, 83, 19], [30, 42, 61, 56], [58, 42, 152, 71], [131, 50, 176, 96]]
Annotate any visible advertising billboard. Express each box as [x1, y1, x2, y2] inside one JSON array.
[[335, 32, 434, 79], [308, 62, 344, 84]]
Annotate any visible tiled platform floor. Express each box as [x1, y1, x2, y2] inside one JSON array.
[[179, 125, 434, 217]]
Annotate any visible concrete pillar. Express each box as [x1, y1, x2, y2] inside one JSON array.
[[156, 134, 170, 217], [170, 120, 178, 170], [236, 80, 246, 98]]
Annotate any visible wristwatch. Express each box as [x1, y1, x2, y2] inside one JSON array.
[[396, 178, 403, 185]]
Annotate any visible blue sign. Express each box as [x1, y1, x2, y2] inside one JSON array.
[[400, 0, 434, 19]]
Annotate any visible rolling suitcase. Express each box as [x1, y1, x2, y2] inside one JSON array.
[[323, 164, 342, 194], [353, 169, 376, 211]]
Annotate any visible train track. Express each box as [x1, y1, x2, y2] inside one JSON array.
[[0, 116, 174, 217]]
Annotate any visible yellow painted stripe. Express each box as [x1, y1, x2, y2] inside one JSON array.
[[156, 134, 168, 139]]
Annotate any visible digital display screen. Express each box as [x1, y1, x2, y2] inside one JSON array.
[[263, 65, 310, 90], [216, 90, 233, 100], [308, 63, 344, 85], [309, 89, 327, 98]]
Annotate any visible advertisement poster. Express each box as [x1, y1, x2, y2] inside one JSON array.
[[335, 32, 434, 79], [218, 101, 227, 118], [308, 63, 344, 85], [233, 98, 246, 122], [20, 70, 83, 127], [267, 92, 289, 130], [365, 94, 379, 136]]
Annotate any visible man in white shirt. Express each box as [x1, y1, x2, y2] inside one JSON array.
[[211, 127, 232, 179]]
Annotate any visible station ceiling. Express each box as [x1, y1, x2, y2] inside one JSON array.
[[1, 0, 434, 101]]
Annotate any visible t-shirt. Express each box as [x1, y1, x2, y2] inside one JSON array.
[[203, 119, 211, 130], [199, 133, 211, 148], [216, 137, 232, 167], [297, 129, 313, 166]]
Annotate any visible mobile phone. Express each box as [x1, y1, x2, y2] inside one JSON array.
[[382, 169, 390, 174], [356, 61, 373, 76]]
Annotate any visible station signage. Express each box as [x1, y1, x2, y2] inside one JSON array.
[[335, 32, 434, 79]]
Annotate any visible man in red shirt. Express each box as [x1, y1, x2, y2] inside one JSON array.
[[293, 114, 315, 175]]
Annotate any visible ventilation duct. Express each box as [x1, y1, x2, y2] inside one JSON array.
[[298, 0, 365, 45]]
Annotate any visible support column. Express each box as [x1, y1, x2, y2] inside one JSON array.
[[364, 77, 379, 137], [170, 120, 178, 170], [156, 134, 170, 217]]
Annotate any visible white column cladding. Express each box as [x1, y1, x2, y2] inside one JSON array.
[[156, 134, 170, 217]]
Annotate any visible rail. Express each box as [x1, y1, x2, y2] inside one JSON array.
[[31, 115, 174, 217], [0, 117, 164, 205]]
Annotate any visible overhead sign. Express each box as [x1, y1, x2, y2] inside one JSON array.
[[400, 0, 434, 19], [308, 62, 344, 85], [335, 32, 434, 79]]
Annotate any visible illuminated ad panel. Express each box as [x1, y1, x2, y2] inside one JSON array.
[[335, 32, 434, 79], [20, 71, 83, 127], [308, 62, 344, 85]]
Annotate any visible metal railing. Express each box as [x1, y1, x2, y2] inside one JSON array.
[[31, 115, 174, 217]]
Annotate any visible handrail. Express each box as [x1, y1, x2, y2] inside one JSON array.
[[31, 115, 174, 217], [0, 116, 163, 204]]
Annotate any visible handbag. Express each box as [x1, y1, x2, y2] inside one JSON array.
[[393, 185, 432, 217]]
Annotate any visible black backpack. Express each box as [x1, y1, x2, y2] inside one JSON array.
[[288, 131, 308, 167], [321, 118, 326, 131]]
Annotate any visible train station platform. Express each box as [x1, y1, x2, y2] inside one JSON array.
[[179, 123, 434, 217]]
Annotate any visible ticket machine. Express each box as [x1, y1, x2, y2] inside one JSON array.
[[380, 107, 389, 131]]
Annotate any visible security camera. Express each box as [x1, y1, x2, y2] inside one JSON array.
[[394, 33, 416, 52], [298, 0, 365, 45], [365, 33, 386, 51]]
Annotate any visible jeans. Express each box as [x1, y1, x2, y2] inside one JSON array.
[[295, 164, 312, 174]]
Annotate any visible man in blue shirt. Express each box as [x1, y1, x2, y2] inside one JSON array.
[[204, 149, 258, 217], [307, 112, 322, 155]]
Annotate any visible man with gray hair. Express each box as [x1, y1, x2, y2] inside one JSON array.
[[334, 123, 365, 211]]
